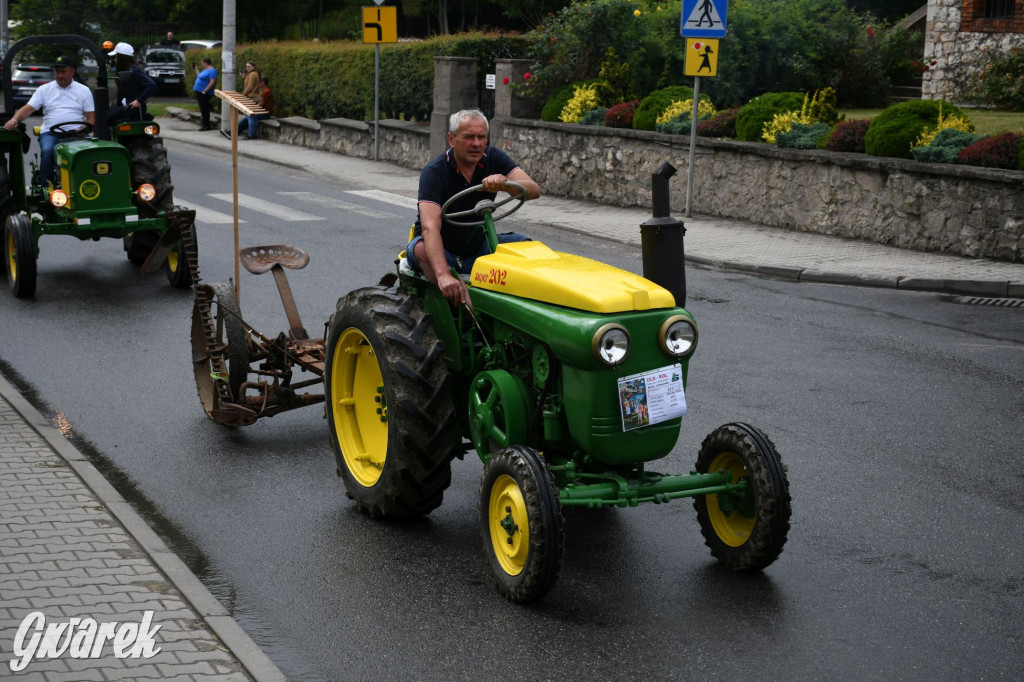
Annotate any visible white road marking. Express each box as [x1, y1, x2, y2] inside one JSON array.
[[278, 192, 401, 219], [208, 193, 324, 222], [174, 197, 245, 224], [345, 189, 418, 211]]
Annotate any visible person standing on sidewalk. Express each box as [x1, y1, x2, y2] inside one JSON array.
[[193, 57, 217, 131]]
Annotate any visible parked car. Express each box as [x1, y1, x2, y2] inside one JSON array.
[[139, 47, 186, 93], [10, 64, 53, 109], [180, 39, 222, 52]]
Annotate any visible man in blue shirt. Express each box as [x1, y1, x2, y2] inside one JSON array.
[[3, 55, 95, 186], [407, 109, 541, 307], [192, 57, 217, 131]]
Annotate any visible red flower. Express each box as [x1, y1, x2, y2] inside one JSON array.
[[502, 76, 510, 85], [867, 27, 874, 37], [523, 72, 532, 81]]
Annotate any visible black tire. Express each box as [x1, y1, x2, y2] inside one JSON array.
[[479, 445, 564, 603], [191, 281, 250, 416], [5, 214, 37, 299], [0, 152, 13, 230], [324, 285, 458, 519], [693, 423, 791, 571], [124, 136, 192, 287]]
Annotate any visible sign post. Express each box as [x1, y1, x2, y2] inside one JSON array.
[[362, 4, 398, 161], [680, 0, 727, 217]]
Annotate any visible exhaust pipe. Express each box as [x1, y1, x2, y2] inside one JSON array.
[[641, 161, 686, 307]]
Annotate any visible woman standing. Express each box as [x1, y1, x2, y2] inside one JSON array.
[[107, 42, 156, 124], [193, 57, 218, 131]]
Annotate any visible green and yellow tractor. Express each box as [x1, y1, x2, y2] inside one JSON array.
[[0, 34, 195, 299], [323, 164, 792, 601]]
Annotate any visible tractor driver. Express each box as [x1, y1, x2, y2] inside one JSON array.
[[407, 109, 541, 308], [3, 55, 95, 187]]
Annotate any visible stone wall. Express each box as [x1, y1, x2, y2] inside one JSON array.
[[256, 114, 1023, 263], [924, 0, 1024, 101]]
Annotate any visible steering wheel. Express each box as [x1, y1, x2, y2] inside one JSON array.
[[441, 181, 527, 227], [49, 121, 94, 139]]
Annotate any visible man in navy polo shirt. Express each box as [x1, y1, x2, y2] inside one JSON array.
[[407, 109, 541, 307]]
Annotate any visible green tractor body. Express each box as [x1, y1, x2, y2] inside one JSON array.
[[322, 172, 793, 602], [0, 35, 195, 298]]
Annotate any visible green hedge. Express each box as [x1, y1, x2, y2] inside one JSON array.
[[632, 85, 695, 131], [734, 92, 805, 142], [182, 34, 529, 122]]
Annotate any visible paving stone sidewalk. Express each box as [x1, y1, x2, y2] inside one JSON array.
[[0, 375, 286, 681]]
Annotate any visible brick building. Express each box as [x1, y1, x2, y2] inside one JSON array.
[[923, 0, 1023, 101]]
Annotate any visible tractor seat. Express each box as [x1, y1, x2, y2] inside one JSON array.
[[240, 244, 310, 275]]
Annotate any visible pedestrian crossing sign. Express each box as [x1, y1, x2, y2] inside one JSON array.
[[684, 39, 719, 77], [681, 0, 728, 38]]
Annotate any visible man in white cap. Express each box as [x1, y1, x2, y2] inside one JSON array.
[[3, 55, 95, 186], [107, 42, 155, 124]]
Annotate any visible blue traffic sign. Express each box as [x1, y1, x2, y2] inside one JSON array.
[[681, 0, 728, 38]]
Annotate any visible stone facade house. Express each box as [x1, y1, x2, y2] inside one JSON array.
[[923, 0, 1024, 101]]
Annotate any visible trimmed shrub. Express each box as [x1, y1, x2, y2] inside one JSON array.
[[776, 122, 833, 149], [827, 118, 870, 153], [913, 108, 975, 149], [911, 129, 984, 164], [957, 132, 1024, 169], [734, 92, 805, 141], [863, 100, 970, 159], [541, 83, 580, 122], [579, 107, 609, 126], [697, 107, 740, 138], [605, 99, 639, 128], [632, 86, 695, 131]]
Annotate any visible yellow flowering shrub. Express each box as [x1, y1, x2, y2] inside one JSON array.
[[656, 98, 716, 125], [762, 110, 809, 143], [560, 83, 601, 123], [913, 104, 976, 149]]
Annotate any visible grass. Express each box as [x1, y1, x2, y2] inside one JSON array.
[[148, 102, 197, 117], [840, 108, 1024, 135]]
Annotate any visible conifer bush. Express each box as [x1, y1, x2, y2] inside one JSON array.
[[957, 132, 1024, 169], [734, 92, 805, 141], [826, 118, 870, 153], [632, 86, 696, 131], [863, 100, 970, 159]]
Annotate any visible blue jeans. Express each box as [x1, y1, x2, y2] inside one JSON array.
[[406, 232, 529, 275], [39, 132, 58, 185], [238, 114, 269, 138]]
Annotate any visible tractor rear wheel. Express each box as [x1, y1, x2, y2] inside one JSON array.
[[124, 137, 192, 287], [325, 285, 458, 519], [5, 214, 36, 299], [479, 445, 564, 602], [694, 423, 791, 571], [0, 153, 13, 230]]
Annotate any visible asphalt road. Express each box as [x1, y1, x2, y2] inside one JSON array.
[[1, 138, 1022, 681]]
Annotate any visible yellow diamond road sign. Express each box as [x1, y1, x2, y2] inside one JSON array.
[[363, 6, 397, 44], [684, 38, 719, 77]]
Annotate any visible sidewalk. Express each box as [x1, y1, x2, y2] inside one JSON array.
[[159, 112, 1024, 298], [0, 373, 286, 681]]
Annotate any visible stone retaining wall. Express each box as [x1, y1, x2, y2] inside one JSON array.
[[258, 114, 1023, 263]]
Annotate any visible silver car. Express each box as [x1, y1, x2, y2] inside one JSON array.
[[140, 47, 186, 93], [10, 64, 53, 108]]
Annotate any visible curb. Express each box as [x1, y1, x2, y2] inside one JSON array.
[[0, 372, 288, 682]]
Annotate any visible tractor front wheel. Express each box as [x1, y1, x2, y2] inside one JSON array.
[[479, 445, 564, 602], [5, 214, 36, 298], [694, 423, 791, 571], [325, 285, 458, 519]]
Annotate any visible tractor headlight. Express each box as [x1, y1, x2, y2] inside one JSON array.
[[137, 183, 156, 202], [144, 124, 159, 136], [49, 189, 69, 208], [592, 323, 630, 366], [659, 315, 698, 358]]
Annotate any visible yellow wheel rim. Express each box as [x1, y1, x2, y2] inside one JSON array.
[[167, 247, 179, 272], [6, 229, 16, 281], [706, 450, 755, 547], [488, 474, 529, 576], [330, 327, 387, 487]]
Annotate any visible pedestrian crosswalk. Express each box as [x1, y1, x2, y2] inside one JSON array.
[[175, 190, 413, 225]]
